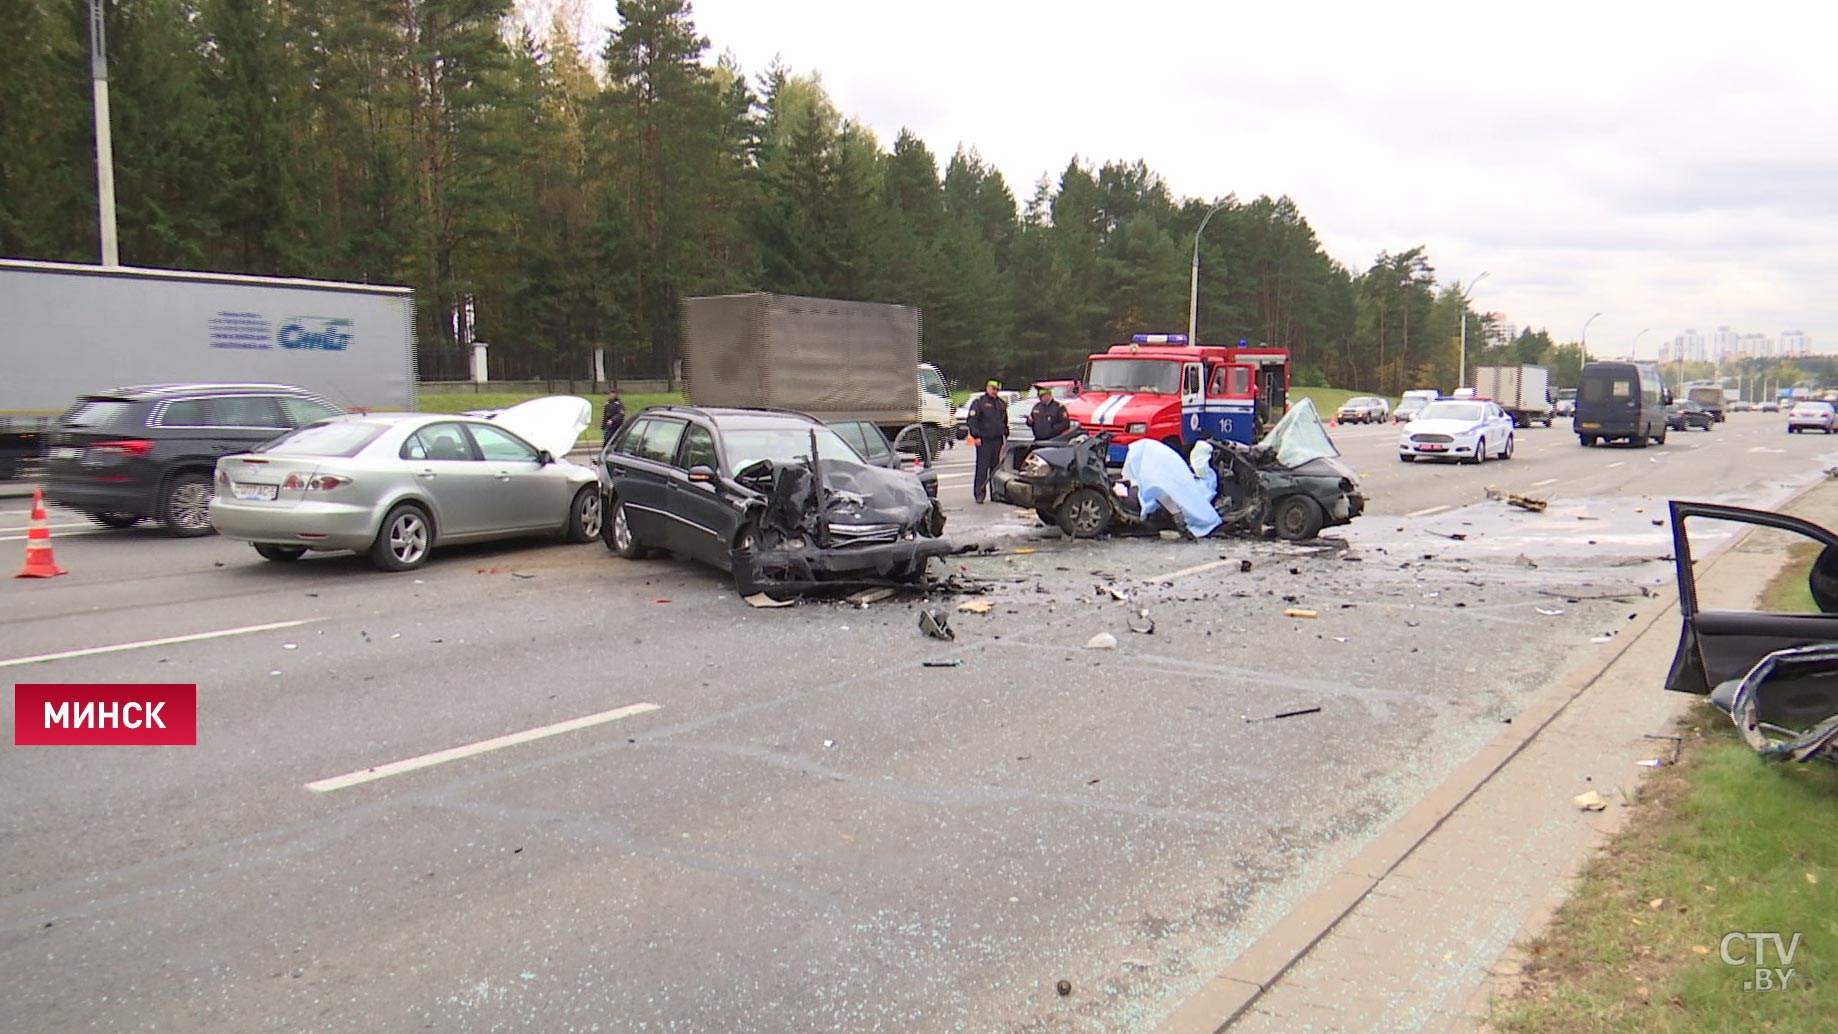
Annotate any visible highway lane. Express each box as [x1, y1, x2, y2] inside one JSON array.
[[2, 409, 1832, 1032]]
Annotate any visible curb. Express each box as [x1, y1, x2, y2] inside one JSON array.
[[1155, 480, 1831, 1034]]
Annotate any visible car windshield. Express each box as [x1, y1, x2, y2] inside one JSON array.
[[1398, 398, 1428, 411], [722, 426, 867, 474], [1417, 402, 1484, 422], [1344, 397, 1378, 407], [1260, 398, 1339, 467], [254, 421, 388, 457], [1085, 359, 1181, 394]]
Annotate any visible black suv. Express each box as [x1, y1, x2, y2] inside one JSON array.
[[46, 383, 343, 535], [598, 406, 950, 593]]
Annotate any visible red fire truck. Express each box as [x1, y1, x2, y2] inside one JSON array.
[[1065, 334, 1289, 463]]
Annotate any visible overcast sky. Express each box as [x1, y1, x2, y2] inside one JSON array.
[[591, 0, 1832, 358]]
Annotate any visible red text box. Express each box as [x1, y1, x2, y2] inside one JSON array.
[[14, 684, 197, 745]]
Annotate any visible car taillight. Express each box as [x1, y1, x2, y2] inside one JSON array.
[[283, 473, 351, 491], [90, 439, 155, 456]]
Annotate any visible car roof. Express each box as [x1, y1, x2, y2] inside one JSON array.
[[87, 383, 328, 401], [634, 405, 827, 430]]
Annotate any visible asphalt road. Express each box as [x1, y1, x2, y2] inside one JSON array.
[[1, 409, 1830, 1033]]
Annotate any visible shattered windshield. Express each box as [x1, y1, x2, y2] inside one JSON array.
[[723, 426, 867, 475], [1085, 359, 1180, 394], [1260, 398, 1339, 468]]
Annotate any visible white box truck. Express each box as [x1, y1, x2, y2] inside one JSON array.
[[0, 260, 417, 477], [1472, 364, 1554, 428], [680, 293, 954, 450]]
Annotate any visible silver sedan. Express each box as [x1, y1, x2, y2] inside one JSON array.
[[209, 402, 601, 570]]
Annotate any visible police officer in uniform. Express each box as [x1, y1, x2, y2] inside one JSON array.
[[1025, 384, 1072, 442], [966, 380, 1009, 503], [602, 391, 626, 441]]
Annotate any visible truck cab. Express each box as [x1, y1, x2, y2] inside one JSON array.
[[1065, 334, 1288, 463]]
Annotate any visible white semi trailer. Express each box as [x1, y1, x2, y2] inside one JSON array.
[[0, 259, 417, 477]]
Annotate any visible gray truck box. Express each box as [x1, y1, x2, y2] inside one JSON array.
[[682, 293, 924, 425], [1473, 363, 1554, 428], [0, 260, 417, 476]]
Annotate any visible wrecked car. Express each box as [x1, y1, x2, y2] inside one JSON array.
[[1665, 500, 1838, 762], [598, 406, 951, 594], [990, 397, 1363, 540]]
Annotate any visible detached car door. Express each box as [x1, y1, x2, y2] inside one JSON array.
[[1666, 501, 1838, 695]]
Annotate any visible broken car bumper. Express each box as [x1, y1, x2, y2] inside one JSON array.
[[733, 536, 955, 588]]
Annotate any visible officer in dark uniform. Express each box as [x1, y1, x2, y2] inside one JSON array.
[[602, 391, 626, 441], [966, 380, 1009, 503], [1026, 384, 1072, 442]]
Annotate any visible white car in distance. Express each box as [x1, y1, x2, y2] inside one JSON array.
[[1398, 399, 1516, 464]]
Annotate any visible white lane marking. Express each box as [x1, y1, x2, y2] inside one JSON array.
[[0, 619, 319, 669], [1407, 505, 1451, 517], [306, 702, 663, 793], [1532, 478, 1559, 487], [0, 522, 94, 534], [1152, 558, 1236, 582], [0, 528, 107, 542], [933, 471, 974, 481], [1606, 461, 1625, 468]]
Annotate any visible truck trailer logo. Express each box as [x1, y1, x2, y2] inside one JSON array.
[[280, 317, 353, 352], [209, 311, 274, 350]]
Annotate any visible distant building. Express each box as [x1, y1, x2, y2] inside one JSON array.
[[1738, 332, 1772, 357], [1713, 325, 1736, 358], [1679, 327, 1706, 363], [1781, 330, 1812, 355], [1485, 316, 1517, 348]]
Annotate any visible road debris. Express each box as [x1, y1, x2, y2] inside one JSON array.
[[846, 587, 898, 606], [919, 607, 954, 641], [958, 599, 994, 614], [1573, 790, 1609, 811], [1283, 608, 1319, 619], [744, 593, 795, 608], [1127, 608, 1155, 634], [1535, 607, 1566, 616], [1101, 585, 1132, 602], [1244, 706, 1322, 723], [1056, 979, 1073, 997], [922, 658, 963, 668], [1238, 559, 1253, 572], [1516, 554, 1539, 569], [1085, 632, 1118, 649]]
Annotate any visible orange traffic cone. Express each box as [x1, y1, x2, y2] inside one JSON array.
[[16, 487, 68, 578]]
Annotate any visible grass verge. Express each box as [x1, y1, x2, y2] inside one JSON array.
[[1487, 711, 1838, 1032], [1758, 541, 1819, 614]]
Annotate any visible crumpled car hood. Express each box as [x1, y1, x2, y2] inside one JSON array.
[[761, 460, 936, 536], [487, 395, 592, 459]]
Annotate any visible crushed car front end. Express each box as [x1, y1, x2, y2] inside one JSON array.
[[730, 457, 951, 593]]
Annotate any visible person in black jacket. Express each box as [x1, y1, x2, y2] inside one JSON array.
[[601, 392, 626, 441], [966, 380, 1009, 503], [1026, 385, 1072, 442]]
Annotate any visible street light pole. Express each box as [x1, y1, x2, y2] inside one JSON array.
[[1187, 201, 1229, 345], [88, 0, 119, 266], [1456, 271, 1489, 390], [1580, 312, 1602, 360], [1632, 327, 1651, 354]]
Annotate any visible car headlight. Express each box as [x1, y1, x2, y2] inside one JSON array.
[[1021, 455, 1050, 477], [1126, 422, 1148, 434]]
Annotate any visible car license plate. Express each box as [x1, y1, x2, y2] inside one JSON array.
[[51, 446, 84, 460], [231, 482, 278, 501], [1419, 444, 1447, 452]]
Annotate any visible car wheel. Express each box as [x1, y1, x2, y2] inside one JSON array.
[[565, 486, 602, 543], [1036, 508, 1058, 527], [1654, 429, 1667, 444], [1472, 438, 1486, 464], [1271, 495, 1324, 541], [604, 496, 646, 559], [1056, 487, 1112, 538], [370, 504, 432, 571], [253, 543, 307, 562], [1501, 435, 1514, 460], [86, 511, 142, 529], [158, 472, 216, 537]]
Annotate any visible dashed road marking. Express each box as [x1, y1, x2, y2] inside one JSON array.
[[1532, 478, 1559, 487], [0, 619, 319, 669], [1407, 505, 1451, 517], [306, 702, 663, 792]]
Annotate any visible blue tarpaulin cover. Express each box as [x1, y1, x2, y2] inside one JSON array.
[[1122, 438, 1222, 537]]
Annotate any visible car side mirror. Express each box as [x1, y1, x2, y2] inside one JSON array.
[[687, 464, 716, 483], [536, 449, 555, 465], [1810, 545, 1838, 614]]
